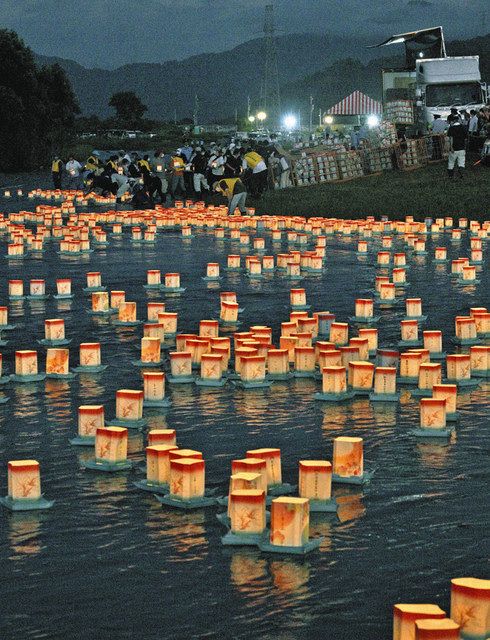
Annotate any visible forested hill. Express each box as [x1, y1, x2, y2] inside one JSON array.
[[34, 32, 490, 121]]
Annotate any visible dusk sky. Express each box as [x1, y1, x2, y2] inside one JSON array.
[[1, 0, 488, 68]]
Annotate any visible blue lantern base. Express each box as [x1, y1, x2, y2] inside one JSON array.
[[202, 276, 222, 282], [266, 373, 292, 381], [398, 339, 423, 348], [0, 495, 55, 511], [258, 536, 324, 555], [348, 316, 381, 325], [53, 294, 75, 300], [308, 498, 338, 513], [8, 296, 25, 301], [293, 371, 316, 379], [443, 378, 480, 389], [433, 259, 448, 264], [369, 392, 400, 402], [410, 388, 434, 398], [82, 459, 133, 472], [314, 391, 355, 402], [450, 337, 481, 346], [166, 375, 195, 384], [133, 480, 168, 495], [410, 427, 454, 438], [27, 295, 50, 301], [10, 374, 46, 383], [457, 278, 480, 285], [0, 376, 11, 385], [268, 483, 296, 497], [155, 494, 217, 509], [83, 286, 106, 293], [446, 411, 460, 422], [402, 315, 427, 323], [107, 418, 147, 430], [161, 287, 186, 294], [195, 378, 227, 387], [332, 470, 374, 485], [0, 324, 17, 331], [471, 369, 490, 379], [0, 396, 9, 404], [397, 376, 419, 386], [428, 351, 446, 360], [69, 436, 95, 446], [233, 380, 272, 389], [143, 398, 171, 408], [71, 365, 108, 374], [221, 531, 266, 547], [291, 304, 311, 311], [131, 359, 164, 368], [87, 309, 116, 316], [46, 373, 77, 380], [219, 320, 241, 329], [143, 284, 162, 290], [38, 338, 72, 347]]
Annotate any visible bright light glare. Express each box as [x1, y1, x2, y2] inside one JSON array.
[[283, 114, 297, 129], [248, 116, 255, 123], [324, 115, 333, 124], [418, 52, 424, 58], [367, 115, 380, 128], [256, 111, 267, 121]]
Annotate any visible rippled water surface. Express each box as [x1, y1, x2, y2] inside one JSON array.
[[0, 202, 488, 640]]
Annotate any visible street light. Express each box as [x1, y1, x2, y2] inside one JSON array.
[[282, 114, 297, 130], [323, 115, 334, 125], [256, 111, 267, 122], [248, 115, 256, 123], [367, 114, 380, 128]]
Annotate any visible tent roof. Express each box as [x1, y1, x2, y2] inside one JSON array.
[[326, 91, 382, 116]]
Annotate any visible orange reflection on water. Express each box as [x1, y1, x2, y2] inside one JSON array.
[[10, 386, 42, 419], [335, 491, 366, 524], [150, 511, 208, 557], [309, 518, 333, 552], [8, 512, 43, 558], [270, 559, 311, 595], [416, 441, 454, 469], [230, 552, 267, 590]]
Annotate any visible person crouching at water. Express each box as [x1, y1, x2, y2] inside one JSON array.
[[213, 178, 248, 216], [111, 159, 131, 203]]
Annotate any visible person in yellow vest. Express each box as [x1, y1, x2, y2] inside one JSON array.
[[51, 155, 64, 189], [170, 150, 186, 199], [242, 149, 268, 198], [82, 154, 101, 184], [213, 177, 248, 216]]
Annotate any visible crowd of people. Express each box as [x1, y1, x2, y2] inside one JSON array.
[[50, 139, 292, 214]]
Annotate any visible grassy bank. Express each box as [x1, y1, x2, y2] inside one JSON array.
[[255, 161, 489, 221]]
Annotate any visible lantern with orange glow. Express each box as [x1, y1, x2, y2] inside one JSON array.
[[82, 426, 132, 472], [450, 577, 490, 640], [393, 604, 446, 640], [332, 436, 373, 485], [412, 397, 451, 438], [1, 460, 54, 511], [298, 460, 337, 512], [168, 351, 194, 383], [70, 405, 104, 446]]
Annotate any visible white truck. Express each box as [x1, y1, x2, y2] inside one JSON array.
[[382, 56, 487, 131]]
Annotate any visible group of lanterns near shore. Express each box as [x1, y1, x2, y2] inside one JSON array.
[[0, 192, 488, 634]]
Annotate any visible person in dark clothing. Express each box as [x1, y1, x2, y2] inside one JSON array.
[[224, 149, 242, 178], [213, 177, 248, 215], [191, 149, 210, 197], [447, 115, 467, 179]]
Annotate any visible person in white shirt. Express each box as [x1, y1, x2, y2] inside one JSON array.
[[65, 156, 83, 189], [431, 115, 448, 134], [468, 109, 480, 151]]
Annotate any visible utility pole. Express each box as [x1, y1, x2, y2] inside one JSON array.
[[247, 95, 251, 121], [309, 95, 314, 135], [262, 4, 281, 127], [193, 95, 199, 127], [319, 108, 322, 127]]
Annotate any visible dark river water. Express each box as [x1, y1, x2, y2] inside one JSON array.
[[0, 193, 488, 640]]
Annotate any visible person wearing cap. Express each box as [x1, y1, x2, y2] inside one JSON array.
[[242, 149, 268, 198], [51, 155, 64, 189], [214, 177, 248, 216]]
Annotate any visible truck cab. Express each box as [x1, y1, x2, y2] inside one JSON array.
[[415, 56, 487, 124]]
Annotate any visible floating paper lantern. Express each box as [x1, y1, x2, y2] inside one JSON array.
[[157, 312, 178, 336], [415, 618, 460, 640], [423, 331, 444, 358], [471, 249, 483, 264], [14, 350, 41, 380], [164, 273, 181, 290], [469, 345, 490, 377], [118, 302, 137, 323], [269, 497, 309, 548], [330, 323, 349, 346], [460, 265, 477, 283], [357, 240, 368, 253], [142, 371, 167, 405], [419, 397, 447, 431], [205, 263, 220, 279], [146, 270, 161, 287], [169, 351, 193, 381], [8, 279, 24, 298], [78, 343, 103, 370], [432, 384, 458, 420], [394, 253, 407, 267], [472, 311, 490, 337], [341, 346, 361, 368], [227, 255, 241, 270], [44, 319, 66, 343], [400, 320, 420, 346], [45, 348, 70, 376], [265, 349, 288, 379], [406, 298, 425, 320], [229, 490, 267, 536], [434, 246, 448, 262], [417, 363, 442, 393], [146, 445, 178, 488], [169, 458, 205, 500], [110, 291, 126, 310], [199, 353, 224, 383], [371, 367, 398, 401], [56, 278, 72, 298], [290, 289, 308, 309], [446, 354, 472, 385], [1, 460, 54, 510], [144, 323, 165, 343], [450, 577, 490, 640], [199, 320, 219, 338], [332, 436, 365, 481], [86, 272, 102, 289], [92, 291, 110, 314], [379, 282, 396, 302], [220, 301, 239, 324], [294, 347, 316, 376], [29, 279, 46, 298], [148, 429, 176, 446], [299, 460, 334, 506], [232, 458, 268, 493], [377, 251, 391, 266], [393, 605, 446, 640], [94, 427, 129, 466], [186, 338, 210, 368], [239, 355, 267, 386], [319, 350, 342, 370], [139, 337, 161, 364], [358, 328, 378, 356], [354, 299, 374, 322], [75, 405, 104, 444], [392, 268, 407, 286], [348, 361, 374, 393], [349, 337, 369, 361], [115, 389, 144, 423], [246, 448, 281, 487], [321, 365, 348, 396]]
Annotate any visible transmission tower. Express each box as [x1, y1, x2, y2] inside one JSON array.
[[261, 4, 281, 127]]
